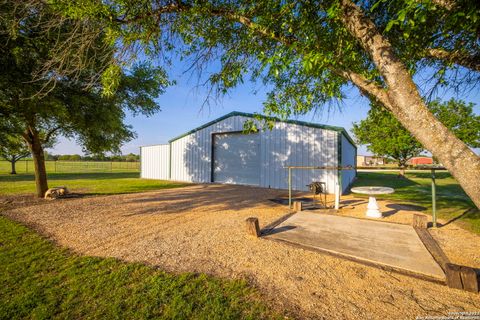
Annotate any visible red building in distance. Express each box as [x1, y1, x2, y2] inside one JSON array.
[[408, 157, 434, 165]]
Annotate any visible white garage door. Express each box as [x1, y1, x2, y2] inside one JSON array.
[[213, 132, 260, 186]]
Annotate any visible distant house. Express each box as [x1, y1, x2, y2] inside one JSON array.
[[356, 155, 385, 166], [408, 157, 433, 165]]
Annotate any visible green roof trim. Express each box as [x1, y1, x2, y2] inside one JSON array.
[[168, 111, 357, 148]]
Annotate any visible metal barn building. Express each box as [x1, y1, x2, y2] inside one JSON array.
[[140, 112, 356, 193]]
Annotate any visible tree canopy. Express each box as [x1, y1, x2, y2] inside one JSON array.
[[352, 104, 424, 170], [428, 99, 480, 148]]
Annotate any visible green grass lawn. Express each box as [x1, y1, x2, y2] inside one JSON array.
[[0, 216, 278, 319], [352, 171, 480, 234], [0, 172, 187, 196]]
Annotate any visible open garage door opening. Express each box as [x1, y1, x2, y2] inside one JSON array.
[[212, 132, 260, 186]]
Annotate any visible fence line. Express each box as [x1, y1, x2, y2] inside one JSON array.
[[0, 160, 140, 174]]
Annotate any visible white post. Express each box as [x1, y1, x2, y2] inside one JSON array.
[[334, 182, 340, 210]]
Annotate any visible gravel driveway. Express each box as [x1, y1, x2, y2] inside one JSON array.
[[3, 184, 480, 319]]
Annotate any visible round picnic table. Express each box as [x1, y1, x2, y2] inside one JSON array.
[[350, 186, 395, 218]]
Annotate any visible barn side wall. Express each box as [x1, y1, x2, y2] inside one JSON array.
[[261, 122, 338, 193], [140, 144, 170, 180], [169, 115, 339, 193], [340, 133, 357, 193]]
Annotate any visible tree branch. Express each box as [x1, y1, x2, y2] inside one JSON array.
[[13, 152, 30, 162], [114, 2, 186, 24], [116, 2, 296, 46], [429, 0, 456, 10], [426, 48, 480, 72], [44, 126, 61, 144], [335, 70, 393, 110]]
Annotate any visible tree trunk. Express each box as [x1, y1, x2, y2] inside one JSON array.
[[9, 158, 16, 174], [340, 0, 480, 209], [26, 130, 48, 198], [398, 163, 406, 178]]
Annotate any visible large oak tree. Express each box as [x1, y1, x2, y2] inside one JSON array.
[[0, 1, 170, 197], [7, 0, 480, 207]]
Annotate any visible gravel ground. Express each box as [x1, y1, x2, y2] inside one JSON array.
[[2, 184, 479, 319]]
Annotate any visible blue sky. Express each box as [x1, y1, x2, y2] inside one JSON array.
[[50, 63, 480, 156]]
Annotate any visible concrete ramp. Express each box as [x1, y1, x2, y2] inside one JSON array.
[[265, 213, 445, 280]]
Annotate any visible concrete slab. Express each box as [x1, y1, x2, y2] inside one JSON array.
[[265, 212, 445, 280]]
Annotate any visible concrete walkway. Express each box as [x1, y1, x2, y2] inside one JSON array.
[[266, 212, 445, 280]]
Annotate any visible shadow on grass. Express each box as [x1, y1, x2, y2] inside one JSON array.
[[353, 171, 479, 233], [353, 172, 420, 189], [442, 207, 480, 227]]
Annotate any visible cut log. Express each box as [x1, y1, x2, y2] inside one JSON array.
[[44, 186, 69, 200], [445, 263, 464, 290], [460, 267, 479, 293], [245, 217, 260, 238], [412, 214, 427, 229], [445, 263, 479, 293], [293, 201, 303, 212]]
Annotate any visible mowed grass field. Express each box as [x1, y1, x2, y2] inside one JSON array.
[[0, 216, 279, 319], [0, 160, 139, 174], [0, 172, 187, 195], [353, 171, 480, 234]]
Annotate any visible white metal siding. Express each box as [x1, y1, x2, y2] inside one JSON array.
[[341, 134, 356, 192], [169, 115, 339, 193], [260, 122, 338, 193], [140, 144, 170, 180], [213, 132, 260, 185]]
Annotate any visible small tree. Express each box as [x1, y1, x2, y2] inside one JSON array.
[[353, 98, 480, 175], [352, 104, 423, 176], [0, 134, 30, 174]]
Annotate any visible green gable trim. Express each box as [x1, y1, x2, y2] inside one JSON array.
[[168, 111, 357, 148]]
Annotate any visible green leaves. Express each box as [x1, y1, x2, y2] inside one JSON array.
[[352, 103, 424, 166], [429, 99, 480, 148], [101, 64, 122, 97]]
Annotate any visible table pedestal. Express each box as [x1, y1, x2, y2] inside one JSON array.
[[366, 196, 382, 218]]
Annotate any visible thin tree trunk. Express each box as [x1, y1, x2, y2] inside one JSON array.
[[26, 130, 48, 198], [10, 158, 16, 174], [340, 0, 480, 208], [398, 163, 406, 178]]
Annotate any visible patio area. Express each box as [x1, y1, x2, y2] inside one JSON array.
[[264, 212, 446, 281]]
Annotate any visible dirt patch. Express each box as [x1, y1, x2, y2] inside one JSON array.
[[2, 184, 480, 319]]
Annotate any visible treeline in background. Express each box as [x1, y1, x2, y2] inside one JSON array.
[[43, 152, 140, 162]]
